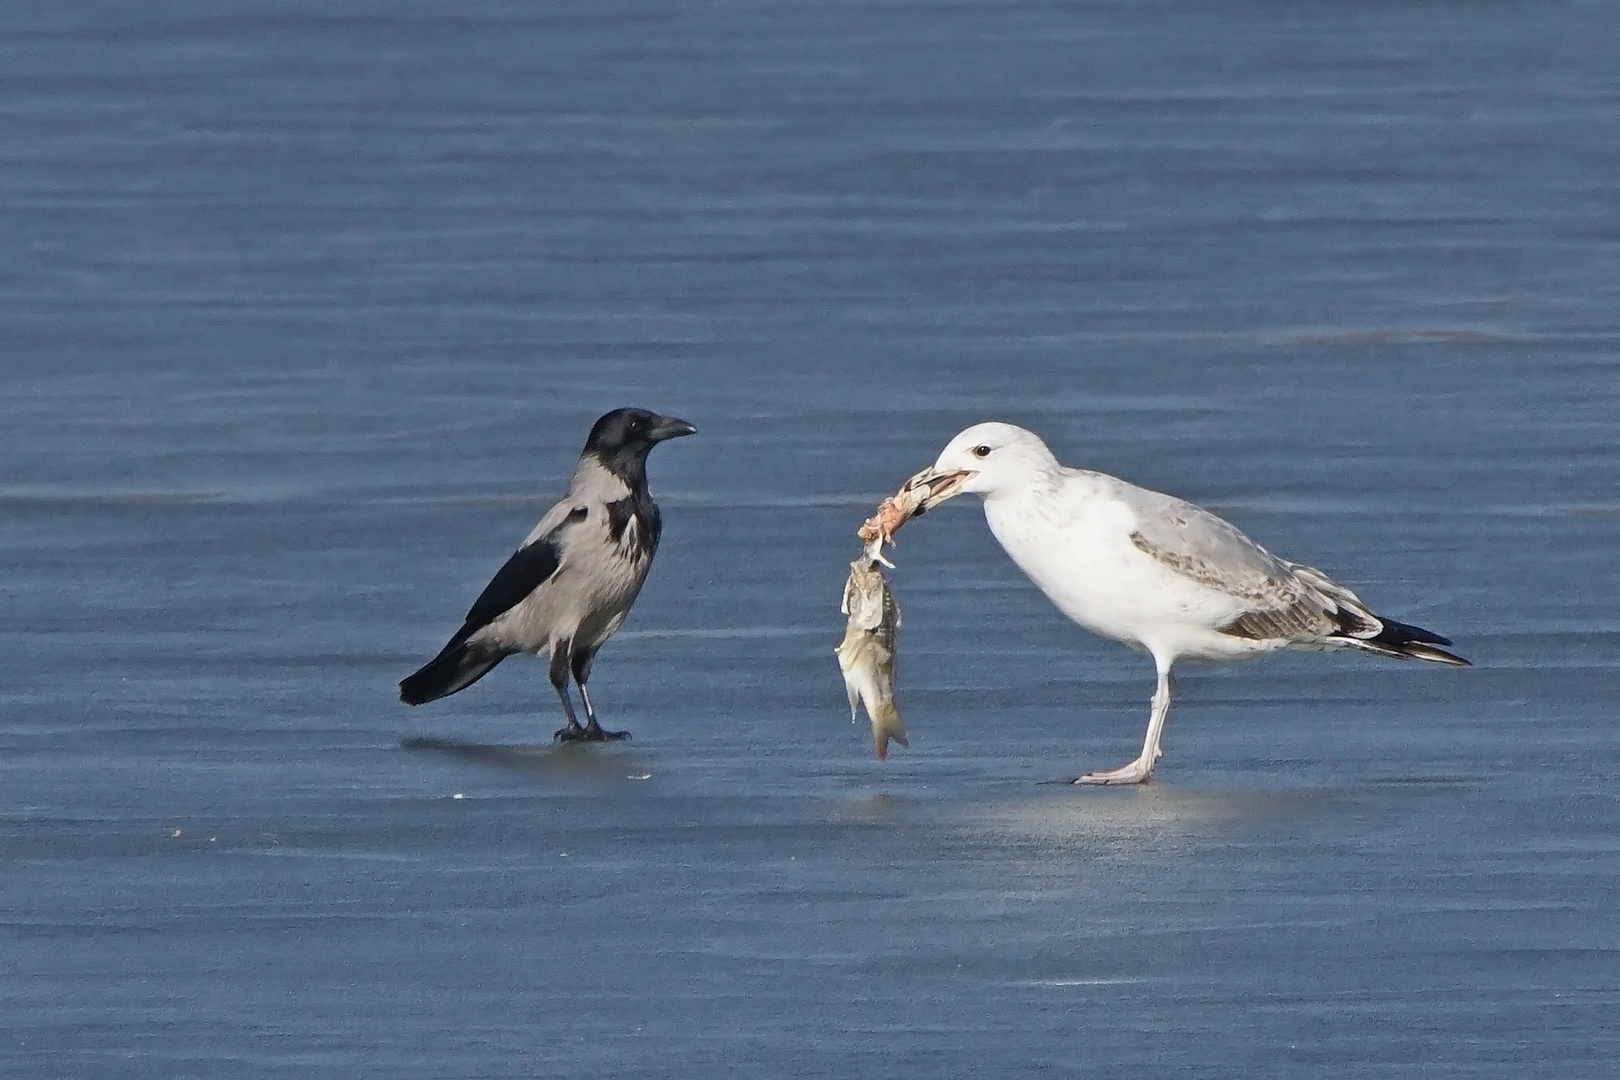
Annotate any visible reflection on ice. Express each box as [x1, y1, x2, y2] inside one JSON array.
[[1016, 976, 1157, 987], [973, 785, 1326, 843], [832, 791, 908, 824]]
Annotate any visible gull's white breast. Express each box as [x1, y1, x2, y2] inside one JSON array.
[[981, 471, 1272, 661]]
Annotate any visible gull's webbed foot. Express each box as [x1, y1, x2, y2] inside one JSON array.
[[1073, 758, 1154, 785], [554, 723, 588, 743]]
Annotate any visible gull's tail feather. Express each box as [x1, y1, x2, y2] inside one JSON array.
[[1339, 616, 1471, 667], [400, 638, 510, 704]]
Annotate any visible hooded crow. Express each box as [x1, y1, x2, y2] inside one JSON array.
[[400, 408, 696, 741]]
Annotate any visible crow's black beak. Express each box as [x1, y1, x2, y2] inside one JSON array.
[[649, 416, 698, 442]]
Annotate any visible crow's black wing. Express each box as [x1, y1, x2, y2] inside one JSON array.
[[458, 506, 587, 635]]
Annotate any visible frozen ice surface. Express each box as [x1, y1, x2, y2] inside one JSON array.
[[2, 2, 1618, 1077]]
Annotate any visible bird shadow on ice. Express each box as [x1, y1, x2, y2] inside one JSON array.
[[400, 736, 652, 782]]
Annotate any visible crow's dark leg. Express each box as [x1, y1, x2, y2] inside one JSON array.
[[550, 644, 587, 742], [572, 646, 628, 741]]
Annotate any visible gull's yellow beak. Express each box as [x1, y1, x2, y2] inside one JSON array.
[[899, 466, 975, 514]]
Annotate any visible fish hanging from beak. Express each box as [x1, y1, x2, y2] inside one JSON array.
[[837, 536, 908, 760], [836, 464, 972, 760]]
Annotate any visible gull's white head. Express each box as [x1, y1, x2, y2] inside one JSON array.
[[901, 422, 1060, 511]]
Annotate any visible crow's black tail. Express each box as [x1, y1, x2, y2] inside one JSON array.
[[399, 638, 509, 705], [1343, 616, 1471, 667]]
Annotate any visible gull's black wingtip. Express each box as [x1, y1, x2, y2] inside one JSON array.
[[1371, 617, 1470, 666], [1375, 617, 1452, 648]]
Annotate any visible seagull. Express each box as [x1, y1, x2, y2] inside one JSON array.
[[399, 407, 696, 741], [904, 422, 1468, 784]]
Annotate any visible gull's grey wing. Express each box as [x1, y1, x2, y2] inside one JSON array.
[[1114, 481, 1379, 640], [1118, 484, 1293, 600], [462, 503, 589, 632]]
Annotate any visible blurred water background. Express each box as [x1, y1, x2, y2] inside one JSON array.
[[3, 1, 1619, 1076]]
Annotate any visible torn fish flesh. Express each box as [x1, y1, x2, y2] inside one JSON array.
[[856, 466, 975, 547]]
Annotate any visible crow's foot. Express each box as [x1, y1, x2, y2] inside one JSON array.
[[581, 723, 631, 742]]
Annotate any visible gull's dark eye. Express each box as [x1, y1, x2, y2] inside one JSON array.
[[972, 444, 992, 459]]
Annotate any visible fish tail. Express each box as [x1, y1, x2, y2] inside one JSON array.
[[870, 700, 908, 760]]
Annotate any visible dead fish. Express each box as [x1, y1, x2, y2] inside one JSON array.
[[836, 540, 908, 760], [838, 467, 969, 761]]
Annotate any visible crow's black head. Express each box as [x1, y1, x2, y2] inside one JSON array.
[[583, 408, 697, 482]]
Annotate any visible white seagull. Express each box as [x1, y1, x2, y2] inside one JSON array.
[[905, 422, 1468, 784]]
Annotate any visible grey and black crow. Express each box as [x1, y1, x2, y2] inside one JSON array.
[[399, 408, 696, 741]]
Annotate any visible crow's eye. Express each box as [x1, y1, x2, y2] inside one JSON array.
[[972, 444, 992, 459]]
